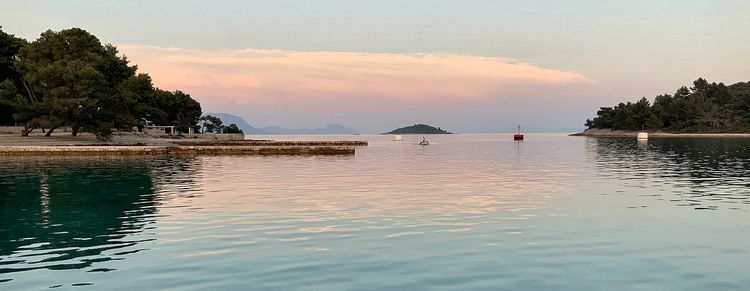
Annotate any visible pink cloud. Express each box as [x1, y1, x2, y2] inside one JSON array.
[[119, 45, 594, 107]]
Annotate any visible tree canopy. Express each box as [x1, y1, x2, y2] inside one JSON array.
[[0, 27, 202, 140], [223, 123, 244, 134], [0, 26, 28, 125], [200, 115, 223, 133], [585, 78, 750, 132], [199, 114, 244, 134]]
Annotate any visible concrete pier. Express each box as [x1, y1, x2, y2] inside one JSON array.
[[168, 145, 355, 155], [0, 145, 357, 156], [173, 140, 368, 147], [0, 134, 365, 156], [0, 146, 168, 155]]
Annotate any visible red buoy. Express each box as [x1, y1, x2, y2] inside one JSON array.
[[514, 125, 524, 140]]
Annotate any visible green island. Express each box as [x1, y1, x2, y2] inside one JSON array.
[[0, 27, 365, 155], [385, 124, 452, 134], [578, 78, 750, 136]]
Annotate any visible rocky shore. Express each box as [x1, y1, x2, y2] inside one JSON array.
[[571, 128, 750, 138]]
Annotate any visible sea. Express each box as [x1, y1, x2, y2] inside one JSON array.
[[1, 133, 749, 290]]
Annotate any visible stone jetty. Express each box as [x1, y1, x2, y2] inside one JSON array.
[[0, 134, 366, 156], [0, 145, 356, 155]]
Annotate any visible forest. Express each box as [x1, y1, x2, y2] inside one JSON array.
[[0, 27, 204, 139], [585, 78, 750, 132]]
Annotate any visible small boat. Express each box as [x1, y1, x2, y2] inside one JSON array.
[[394, 134, 403, 141], [514, 125, 524, 140], [419, 137, 429, 145]]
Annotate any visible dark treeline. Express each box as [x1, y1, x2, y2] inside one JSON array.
[[0, 27, 203, 140], [199, 114, 243, 134], [586, 78, 750, 132]]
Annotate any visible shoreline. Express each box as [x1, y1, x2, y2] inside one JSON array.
[[571, 128, 750, 138], [0, 133, 365, 155], [0, 145, 356, 156]]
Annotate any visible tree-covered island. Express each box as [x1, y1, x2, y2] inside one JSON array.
[[584, 78, 750, 133], [0, 27, 241, 140], [385, 124, 452, 134]]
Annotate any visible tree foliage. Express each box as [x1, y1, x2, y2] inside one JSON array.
[[586, 78, 750, 132], [197, 114, 245, 134], [0, 27, 202, 140], [223, 123, 244, 134], [0, 26, 28, 125], [144, 89, 202, 131], [200, 114, 224, 133]]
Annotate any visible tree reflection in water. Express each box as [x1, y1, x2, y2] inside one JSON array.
[[0, 156, 200, 276], [588, 137, 750, 209]]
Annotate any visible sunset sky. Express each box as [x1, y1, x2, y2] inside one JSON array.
[[3, 0, 749, 132]]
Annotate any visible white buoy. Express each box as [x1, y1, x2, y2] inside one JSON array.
[[394, 134, 403, 141], [637, 132, 648, 140]]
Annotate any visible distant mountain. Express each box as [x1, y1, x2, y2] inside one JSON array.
[[259, 124, 357, 135], [205, 112, 267, 134], [206, 113, 357, 135], [385, 124, 452, 134]]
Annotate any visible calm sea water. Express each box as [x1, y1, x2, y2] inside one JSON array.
[[2, 134, 750, 290]]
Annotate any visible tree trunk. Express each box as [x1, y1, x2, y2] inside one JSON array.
[[45, 127, 56, 137], [21, 124, 33, 136], [72, 127, 79, 136], [20, 79, 38, 103]]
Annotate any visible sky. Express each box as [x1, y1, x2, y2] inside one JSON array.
[[2, 0, 749, 132]]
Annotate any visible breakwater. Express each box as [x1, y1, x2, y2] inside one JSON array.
[[0, 133, 367, 156], [0, 142, 364, 156], [173, 140, 368, 146]]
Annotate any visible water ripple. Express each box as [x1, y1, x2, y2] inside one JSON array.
[[1, 135, 750, 289]]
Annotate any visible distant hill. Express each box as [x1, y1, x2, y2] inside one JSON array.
[[201, 115, 568, 134], [208, 113, 357, 135], [259, 124, 357, 135], [385, 124, 452, 134], [206, 113, 267, 134]]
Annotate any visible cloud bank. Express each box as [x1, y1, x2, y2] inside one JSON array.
[[121, 45, 593, 105], [118, 45, 597, 131]]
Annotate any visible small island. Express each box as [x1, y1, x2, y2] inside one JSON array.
[[576, 78, 750, 136], [385, 124, 453, 134]]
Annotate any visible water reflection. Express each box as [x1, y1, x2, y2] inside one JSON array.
[[589, 137, 750, 209], [166, 141, 573, 264], [0, 156, 200, 280], [3, 134, 750, 290]]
